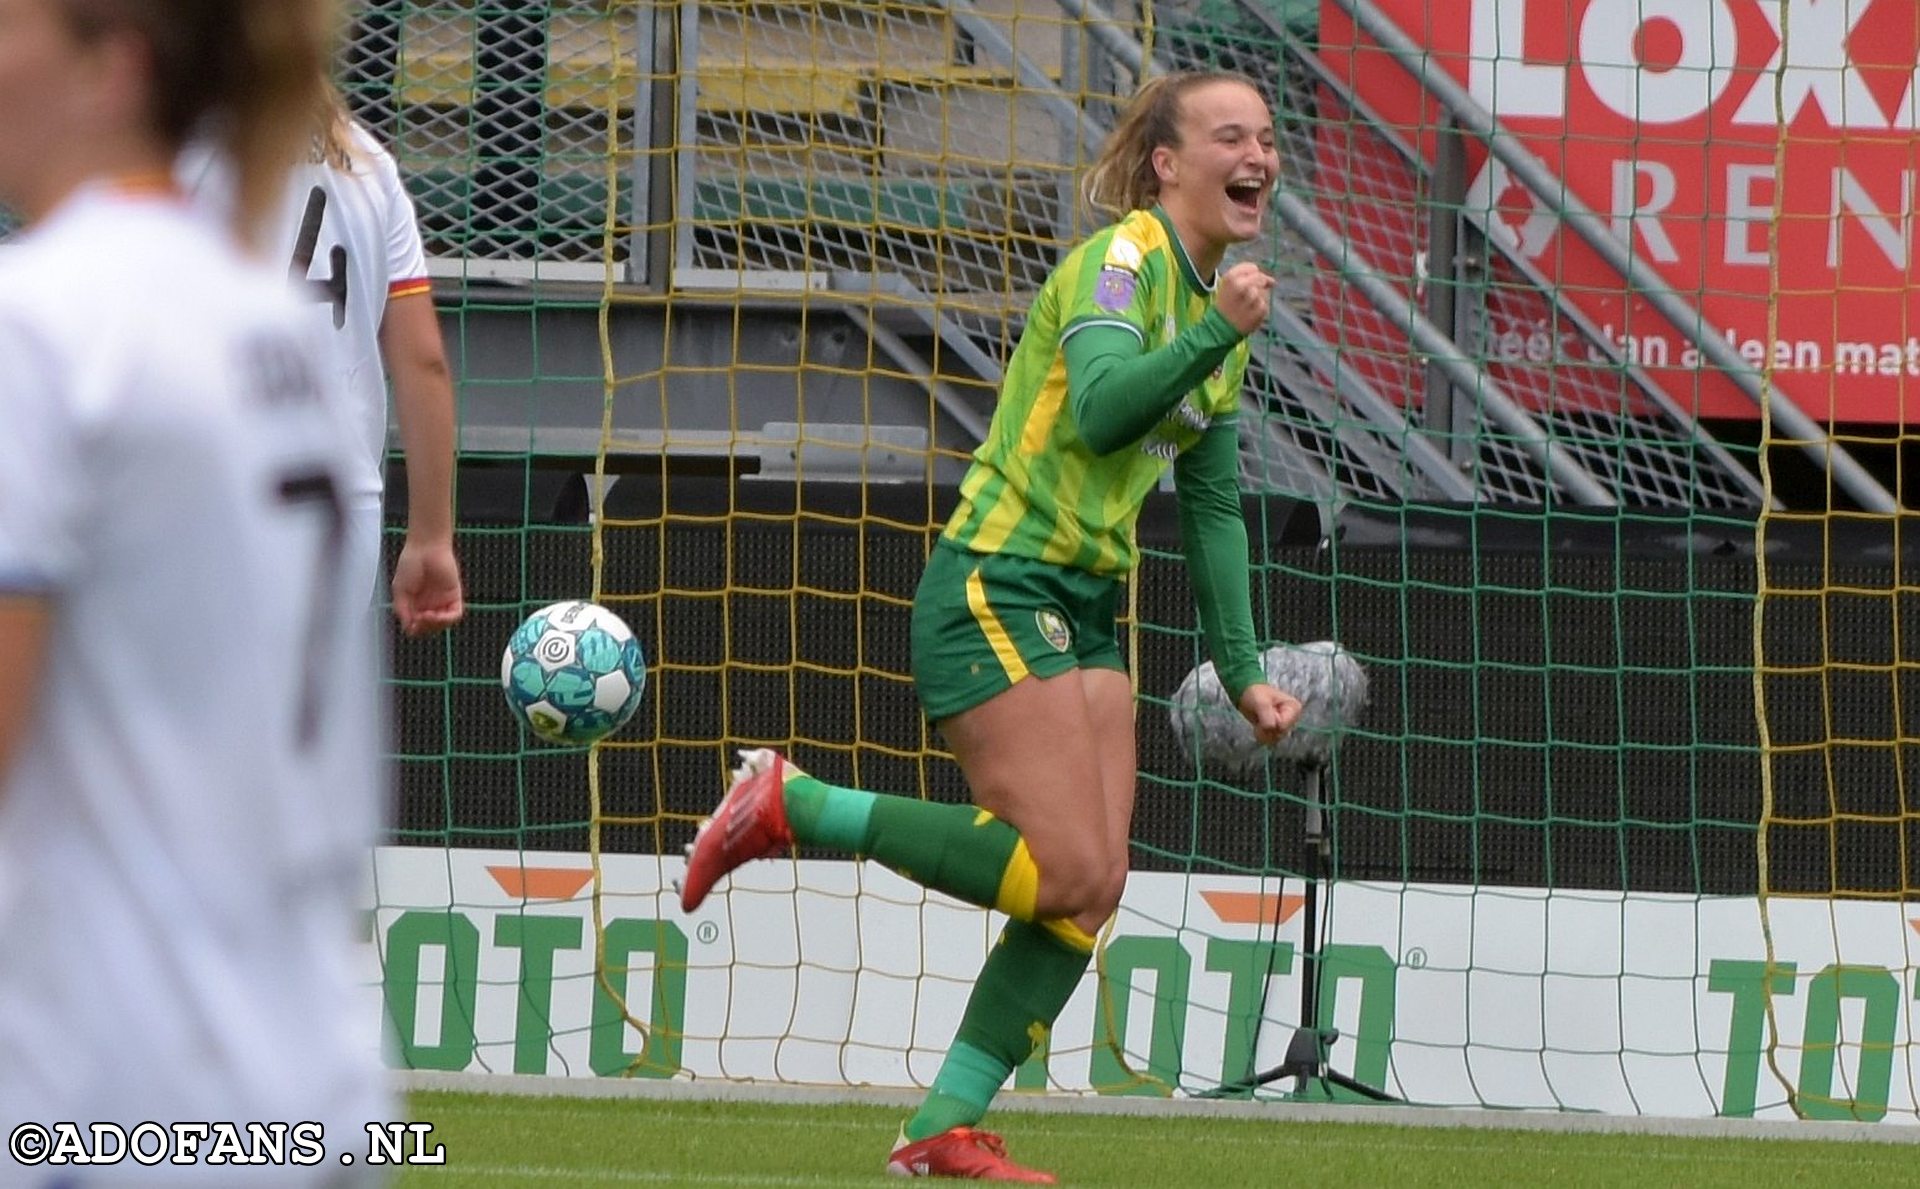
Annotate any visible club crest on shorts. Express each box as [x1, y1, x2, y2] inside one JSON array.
[[1035, 609, 1071, 653]]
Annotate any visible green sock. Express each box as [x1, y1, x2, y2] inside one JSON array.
[[783, 772, 1037, 918], [904, 919, 1095, 1141], [781, 771, 877, 853], [904, 1041, 1006, 1143]]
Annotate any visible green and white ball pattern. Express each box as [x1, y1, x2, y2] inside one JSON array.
[[501, 600, 647, 744]]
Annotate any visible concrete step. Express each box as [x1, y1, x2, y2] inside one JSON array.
[[402, 167, 1058, 234], [393, 2, 1075, 118], [402, 164, 1061, 288]]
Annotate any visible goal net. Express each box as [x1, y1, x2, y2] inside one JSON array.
[[351, 0, 1919, 1121]]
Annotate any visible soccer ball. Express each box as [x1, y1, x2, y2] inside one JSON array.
[[501, 600, 647, 745]]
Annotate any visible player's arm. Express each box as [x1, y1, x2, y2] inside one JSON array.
[[1065, 261, 1273, 455], [0, 314, 72, 778], [1064, 311, 1243, 454], [379, 286, 464, 636], [1173, 421, 1297, 744], [0, 598, 50, 776], [370, 134, 463, 638]]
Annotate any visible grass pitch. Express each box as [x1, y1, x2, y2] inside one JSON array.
[[398, 1089, 1920, 1187]]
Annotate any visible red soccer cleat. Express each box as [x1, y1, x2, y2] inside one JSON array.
[[677, 748, 797, 912], [885, 1126, 1057, 1183]]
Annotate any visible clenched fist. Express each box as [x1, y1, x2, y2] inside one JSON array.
[[1213, 261, 1276, 336], [1236, 681, 1301, 747]]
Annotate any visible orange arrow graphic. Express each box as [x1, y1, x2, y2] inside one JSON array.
[[1200, 890, 1307, 927], [487, 865, 594, 901]]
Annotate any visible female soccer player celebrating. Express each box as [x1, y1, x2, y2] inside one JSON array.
[[681, 71, 1300, 1182], [0, 0, 393, 1172]]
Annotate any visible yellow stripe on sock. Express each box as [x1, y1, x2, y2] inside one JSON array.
[[994, 838, 1039, 921], [1039, 916, 1098, 954], [965, 566, 1028, 683]]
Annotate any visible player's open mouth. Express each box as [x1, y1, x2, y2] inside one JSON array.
[[1226, 178, 1266, 212]]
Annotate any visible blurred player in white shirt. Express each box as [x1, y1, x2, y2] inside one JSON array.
[[185, 82, 465, 638], [0, 0, 391, 1179]]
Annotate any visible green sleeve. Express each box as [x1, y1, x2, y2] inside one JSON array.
[[1174, 418, 1265, 701], [1064, 307, 1245, 456]]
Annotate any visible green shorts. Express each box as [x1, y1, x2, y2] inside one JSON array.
[[910, 541, 1126, 721]]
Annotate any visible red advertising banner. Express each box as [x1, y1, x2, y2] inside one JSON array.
[[1319, 0, 1920, 424]]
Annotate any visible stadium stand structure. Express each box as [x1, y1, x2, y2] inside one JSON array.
[[334, 0, 1891, 516]]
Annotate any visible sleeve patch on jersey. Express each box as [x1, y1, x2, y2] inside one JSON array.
[[1104, 236, 1145, 271], [388, 277, 433, 299], [1093, 267, 1138, 312]]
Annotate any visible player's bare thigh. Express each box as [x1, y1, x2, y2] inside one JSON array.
[[939, 667, 1136, 925], [1080, 666, 1137, 900]]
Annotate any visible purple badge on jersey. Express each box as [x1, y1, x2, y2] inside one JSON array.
[[1094, 266, 1137, 312]]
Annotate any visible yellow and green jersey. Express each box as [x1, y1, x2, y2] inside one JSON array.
[[943, 207, 1251, 575]]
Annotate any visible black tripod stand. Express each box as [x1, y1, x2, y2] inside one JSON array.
[[1205, 761, 1397, 1101]]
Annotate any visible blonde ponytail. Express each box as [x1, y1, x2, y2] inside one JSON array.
[[311, 79, 362, 173]]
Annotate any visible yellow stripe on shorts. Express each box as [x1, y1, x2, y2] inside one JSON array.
[[965, 565, 1028, 684]]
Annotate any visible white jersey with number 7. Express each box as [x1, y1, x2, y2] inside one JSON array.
[[0, 184, 390, 1164]]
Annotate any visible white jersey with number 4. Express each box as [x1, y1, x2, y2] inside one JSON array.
[[183, 122, 432, 503], [279, 122, 432, 503], [0, 185, 390, 1172]]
